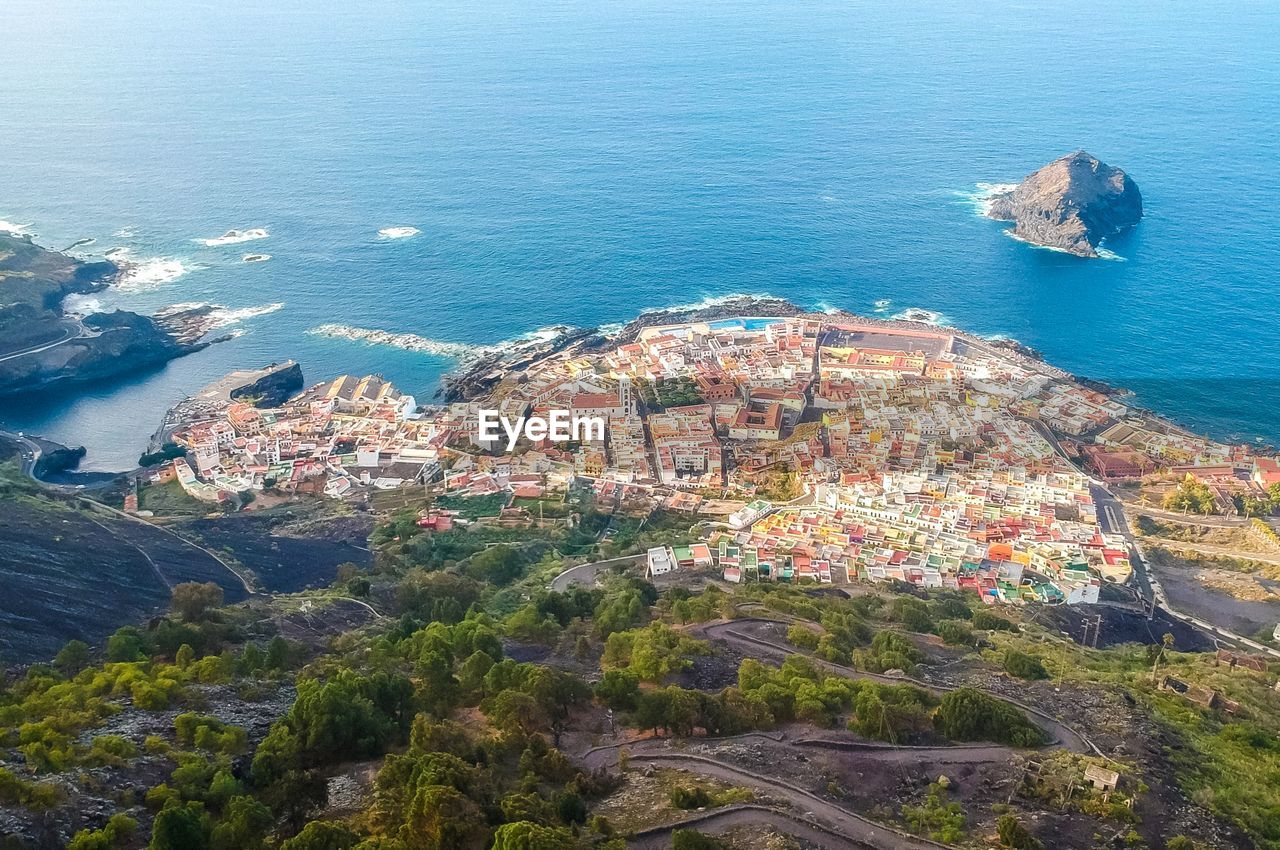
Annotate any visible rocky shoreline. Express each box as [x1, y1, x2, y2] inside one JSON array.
[[986, 151, 1143, 258], [0, 233, 224, 397]]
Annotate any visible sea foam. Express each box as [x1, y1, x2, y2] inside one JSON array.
[[891, 307, 950, 326], [378, 226, 421, 240], [960, 182, 1018, 217], [62, 294, 107, 317], [116, 258, 197, 292], [0, 219, 33, 236], [310, 324, 485, 360], [638, 292, 781, 316], [198, 228, 268, 247]]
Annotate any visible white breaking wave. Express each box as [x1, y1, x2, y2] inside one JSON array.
[[62, 294, 106, 317], [155, 301, 284, 328], [1095, 246, 1126, 262], [206, 302, 285, 327], [113, 227, 137, 238], [378, 226, 421, 240], [0, 219, 33, 236], [105, 246, 131, 259], [310, 324, 487, 360], [873, 299, 892, 313], [960, 182, 1018, 217], [810, 301, 843, 315], [116, 258, 197, 292], [198, 228, 268, 247], [639, 292, 780, 315], [891, 307, 950, 326], [310, 322, 581, 362]]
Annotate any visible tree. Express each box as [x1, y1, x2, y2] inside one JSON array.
[[466, 545, 525, 586], [400, 784, 486, 850], [935, 688, 1046, 747], [996, 814, 1043, 849], [148, 803, 208, 850], [485, 690, 545, 736], [266, 636, 292, 671], [68, 814, 137, 850], [490, 822, 576, 850], [671, 830, 725, 850], [106, 626, 149, 662], [1003, 650, 1048, 680], [171, 582, 225, 622], [786, 624, 820, 650], [279, 822, 361, 850], [54, 639, 91, 676], [595, 669, 640, 710], [210, 795, 272, 850]]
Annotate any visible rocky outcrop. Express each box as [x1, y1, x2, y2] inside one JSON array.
[[0, 234, 216, 396], [986, 151, 1142, 257], [230, 361, 304, 407]]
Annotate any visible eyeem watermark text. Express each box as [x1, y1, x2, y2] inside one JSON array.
[[477, 410, 605, 451]]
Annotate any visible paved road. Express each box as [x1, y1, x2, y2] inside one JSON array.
[[0, 319, 95, 363], [1092, 484, 1280, 660], [1119, 502, 1247, 529], [0, 428, 43, 477], [549, 554, 645, 593]]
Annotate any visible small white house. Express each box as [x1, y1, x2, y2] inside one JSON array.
[[647, 546, 676, 578]]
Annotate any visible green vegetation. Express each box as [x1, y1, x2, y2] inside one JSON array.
[[138, 479, 210, 515], [138, 442, 187, 468], [638, 376, 704, 410], [1003, 649, 1049, 680], [434, 492, 509, 518], [934, 688, 1048, 747], [601, 622, 709, 682], [1163, 474, 1218, 516], [8, 489, 1280, 850], [901, 781, 966, 843], [996, 814, 1043, 849]]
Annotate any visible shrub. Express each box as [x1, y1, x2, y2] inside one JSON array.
[[1003, 650, 1049, 680], [935, 688, 1047, 747], [972, 610, 1016, 632], [996, 814, 1043, 849], [786, 624, 820, 650], [669, 786, 712, 809]]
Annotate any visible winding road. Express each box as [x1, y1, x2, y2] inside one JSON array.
[[701, 618, 1096, 754], [581, 739, 956, 850], [549, 554, 646, 593]]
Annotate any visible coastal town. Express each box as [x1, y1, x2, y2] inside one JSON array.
[[145, 306, 1278, 610]]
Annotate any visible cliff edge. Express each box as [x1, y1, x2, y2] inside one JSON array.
[[986, 151, 1142, 257], [0, 233, 208, 396]]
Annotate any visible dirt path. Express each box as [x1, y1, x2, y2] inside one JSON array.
[[703, 618, 1096, 754], [582, 741, 952, 850], [628, 804, 877, 850], [1154, 538, 1280, 567]]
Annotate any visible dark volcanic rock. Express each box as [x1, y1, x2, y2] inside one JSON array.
[[230, 361, 304, 407], [0, 234, 217, 396], [986, 150, 1142, 257]]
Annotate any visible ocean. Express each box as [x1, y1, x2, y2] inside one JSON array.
[[1, 0, 1277, 469]]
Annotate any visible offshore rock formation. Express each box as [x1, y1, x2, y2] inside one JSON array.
[[986, 151, 1143, 257]]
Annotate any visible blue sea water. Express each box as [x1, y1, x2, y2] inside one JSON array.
[[1, 0, 1278, 470]]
